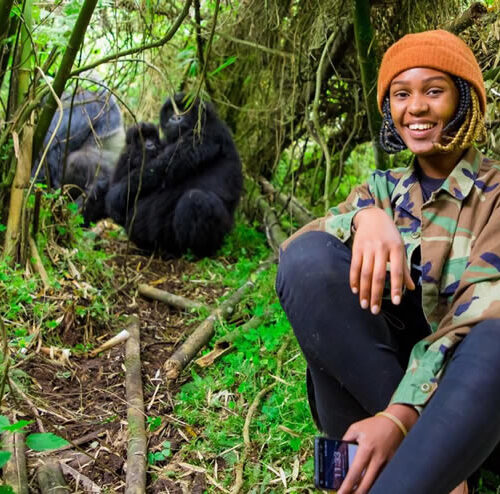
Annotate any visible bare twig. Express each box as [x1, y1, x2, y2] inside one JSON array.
[[88, 329, 130, 357], [59, 463, 101, 492], [138, 284, 205, 311], [231, 337, 290, 493]]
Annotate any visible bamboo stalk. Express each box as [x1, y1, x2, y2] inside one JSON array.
[[138, 284, 205, 311], [124, 316, 147, 494], [164, 257, 274, 380]]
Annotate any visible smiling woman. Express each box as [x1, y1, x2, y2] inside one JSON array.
[[276, 29, 500, 494]]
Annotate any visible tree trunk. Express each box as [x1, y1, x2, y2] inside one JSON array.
[[353, 0, 388, 170]]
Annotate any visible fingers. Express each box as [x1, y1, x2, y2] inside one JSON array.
[[370, 254, 387, 315], [389, 246, 404, 305], [351, 457, 385, 494], [337, 446, 371, 494], [349, 246, 362, 295], [358, 251, 374, 311]]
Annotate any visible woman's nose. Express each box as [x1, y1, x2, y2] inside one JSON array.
[[408, 94, 429, 115]]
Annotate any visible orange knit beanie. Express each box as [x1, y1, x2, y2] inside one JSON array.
[[377, 30, 486, 115]]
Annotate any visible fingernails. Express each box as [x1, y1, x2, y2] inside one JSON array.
[[371, 304, 380, 315], [392, 295, 401, 305], [352, 286, 358, 294], [361, 299, 368, 309]]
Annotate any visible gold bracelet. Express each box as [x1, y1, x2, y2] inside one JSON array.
[[375, 411, 408, 437]]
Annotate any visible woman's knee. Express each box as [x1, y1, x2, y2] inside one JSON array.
[[277, 231, 350, 289], [451, 319, 500, 388]]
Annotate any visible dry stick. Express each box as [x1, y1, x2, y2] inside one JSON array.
[[88, 329, 130, 357], [164, 256, 275, 380], [124, 316, 147, 494], [3, 419, 29, 494], [29, 236, 50, 291], [8, 378, 45, 432], [37, 459, 69, 494], [231, 337, 290, 494], [138, 284, 205, 311], [59, 463, 101, 493], [259, 177, 314, 227]]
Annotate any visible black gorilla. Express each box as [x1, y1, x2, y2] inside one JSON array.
[[33, 88, 125, 224], [106, 94, 243, 257]]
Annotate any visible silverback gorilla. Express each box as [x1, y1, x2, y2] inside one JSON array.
[[106, 94, 243, 258], [33, 88, 125, 224]]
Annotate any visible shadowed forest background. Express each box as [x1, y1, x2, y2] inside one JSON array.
[[0, 0, 499, 492]]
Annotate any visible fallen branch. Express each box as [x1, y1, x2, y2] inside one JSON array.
[[138, 284, 205, 311], [124, 316, 147, 494], [37, 459, 68, 494], [59, 462, 101, 492], [195, 311, 272, 368], [3, 420, 28, 494], [164, 256, 275, 379], [259, 177, 314, 227], [88, 329, 130, 357]]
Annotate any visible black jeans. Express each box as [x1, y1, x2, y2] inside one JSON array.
[[276, 231, 500, 493]]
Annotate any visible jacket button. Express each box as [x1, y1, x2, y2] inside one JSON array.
[[420, 382, 432, 393], [411, 231, 420, 239]]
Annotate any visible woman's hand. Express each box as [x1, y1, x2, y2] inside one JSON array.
[[350, 207, 415, 314], [337, 405, 419, 494]]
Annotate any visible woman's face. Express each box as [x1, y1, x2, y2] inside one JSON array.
[[389, 67, 459, 156]]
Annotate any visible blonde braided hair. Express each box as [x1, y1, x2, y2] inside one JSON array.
[[434, 88, 487, 153]]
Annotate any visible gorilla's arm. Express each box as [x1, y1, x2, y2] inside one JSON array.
[[160, 131, 223, 185]]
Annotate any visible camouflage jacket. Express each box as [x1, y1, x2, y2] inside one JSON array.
[[284, 147, 500, 409]]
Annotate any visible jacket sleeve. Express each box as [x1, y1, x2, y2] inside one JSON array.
[[280, 180, 376, 252], [391, 203, 500, 410]]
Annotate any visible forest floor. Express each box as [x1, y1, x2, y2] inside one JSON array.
[[15, 221, 246, 493]]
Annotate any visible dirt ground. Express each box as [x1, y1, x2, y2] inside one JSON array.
[[12, 224, 233, 493]]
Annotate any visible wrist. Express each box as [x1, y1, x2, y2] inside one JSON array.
[[385, 404, 419, 432]]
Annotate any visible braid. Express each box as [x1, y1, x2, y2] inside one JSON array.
[[379, 96, 407, 154], [434, 87, 487, 152]]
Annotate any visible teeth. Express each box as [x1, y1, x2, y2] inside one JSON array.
[[409, 123, 435, 130]]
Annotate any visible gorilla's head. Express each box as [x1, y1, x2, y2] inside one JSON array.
[[126, 122, 161, 157], [160, 93, 216, 144]]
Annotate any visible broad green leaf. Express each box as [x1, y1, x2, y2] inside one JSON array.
[[0, 485, 14, 493], [0, 451, 12, 469], [26, 433, 69, 451]]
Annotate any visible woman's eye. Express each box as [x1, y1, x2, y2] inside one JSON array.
[[428, 88, 444, 96]]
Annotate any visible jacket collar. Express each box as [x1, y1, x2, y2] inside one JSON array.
[[391, 147, 482, 219]]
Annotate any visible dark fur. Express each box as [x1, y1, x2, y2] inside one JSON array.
[[34, 88, 124, 224], [106, 95, 243, 257]]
